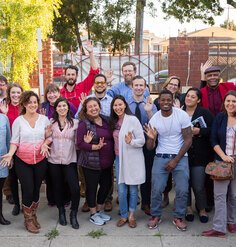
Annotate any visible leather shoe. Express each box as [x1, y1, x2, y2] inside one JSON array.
[[227, 224, 236, 233], [12, 205, 20, 216], [104, 200, 113, 212], [128, 217, 137, 228], [185, 214, 194, 222], [202, 229, 225, 237], [141, 204, 151, 216], [81, 201, 90, 212]]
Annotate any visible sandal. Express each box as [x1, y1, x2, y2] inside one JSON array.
[[116, 217, 127, 227], [128, 217, 137, 228]]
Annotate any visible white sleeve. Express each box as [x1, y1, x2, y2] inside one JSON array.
[[130, 117, 145, 148], [11, 117, 21, 146]]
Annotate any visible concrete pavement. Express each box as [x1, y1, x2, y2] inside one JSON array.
[[0, 188, 235, 247]]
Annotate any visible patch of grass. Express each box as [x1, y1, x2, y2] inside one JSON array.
[[45, 228, 59, 240], [153, 232, 162, 237], [87, 228, 107, 239]]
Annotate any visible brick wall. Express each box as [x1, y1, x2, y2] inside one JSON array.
[[29, 38, 53, 91], [168, 37, 209, 90]]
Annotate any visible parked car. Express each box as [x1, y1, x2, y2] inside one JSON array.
[[149, 69, 168, 93]]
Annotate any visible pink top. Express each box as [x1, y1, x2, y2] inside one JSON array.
[[11, 115, 50, 164], [113, 118, 123, 156], [48, 119, 79, 165]]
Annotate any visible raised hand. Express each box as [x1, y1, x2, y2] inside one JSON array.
[[104, 69, 115, 85], [125, 131, 133, 144], [143, 123, 157, 140], [39, 108, 47, 116], [84, 130, 94, 143], [84, 40, 93, 54], [79, 92, 87, 105], [40, 143, 51, 158], [0, 101, 9, 115], [144, 96, 153, 113], [97, 137, 106, 149], [200, 58, 213, 80]]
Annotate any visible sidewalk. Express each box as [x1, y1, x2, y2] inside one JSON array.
[[1, 189, 235, 247]]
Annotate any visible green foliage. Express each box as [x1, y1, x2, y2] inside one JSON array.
[[0, 0, 61, 89], [220, 20, 236, 31], [45, 228, 59, 240], [86, 228, 107, 239], [153, 232, 162, 237]]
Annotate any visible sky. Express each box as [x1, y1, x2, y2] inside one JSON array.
[[143, 0, 236, 38]]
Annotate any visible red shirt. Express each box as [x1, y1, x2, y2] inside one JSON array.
[[60, 67, 99, 108], [7, 103, 20, 130]]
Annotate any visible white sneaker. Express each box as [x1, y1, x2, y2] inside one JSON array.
[[89, 213, 105, 226], [98, 211, 111, 222]]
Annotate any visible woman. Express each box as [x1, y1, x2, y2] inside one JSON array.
[[47, 97, 80, 229], [0, 113, 11, 225], [183, 88, 214, 223], [77, 97, 114, 226], [202, 90, 236, 237], [110, 95, 145, 228], [154, 76, 184, 207], [0, 91, 51, 234], [0, 83, 23, 216]]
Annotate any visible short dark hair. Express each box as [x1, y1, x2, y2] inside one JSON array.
[[185, 87, 202, 101], [159, 89, 173, 99], [19, 91, 40, 115], [44, 83, 60, 102], [6, 83, 23, 104], [94, 74, 107, 83], [122, 62, 136, 73], [132, 75, 146, 86], [65, 65, 79, 75], [0, 75, 8, 84]]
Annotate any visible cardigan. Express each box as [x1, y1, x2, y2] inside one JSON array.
[[183, 106, 214, 166], [116, 114, 145, 185]]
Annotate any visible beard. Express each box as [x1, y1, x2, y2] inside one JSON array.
[[95, 88, 106, 94], [66, 78, 77, 86]]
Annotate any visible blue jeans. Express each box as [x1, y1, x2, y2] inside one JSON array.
[[151, 156, 189, 219], [115, 156, 138, 218]]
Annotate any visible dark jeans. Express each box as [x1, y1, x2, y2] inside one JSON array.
[[140, 145, 155, 206], [0, 178, 6, 208], [48, 162, 80, 211], [187, 166, 207, 210], [15, 156, 47, 207], [82, 167, 112, 208]]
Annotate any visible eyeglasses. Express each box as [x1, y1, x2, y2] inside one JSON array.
[[94, 81, 106, 85], [168, 83, 179, 87]]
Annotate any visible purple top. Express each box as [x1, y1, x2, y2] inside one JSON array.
[[77, 119, 115, 169], [45, 102, 77, 119]]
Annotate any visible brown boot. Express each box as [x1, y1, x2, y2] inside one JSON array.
[[32, 202, 41, 229], [22, 205, 39, 234]]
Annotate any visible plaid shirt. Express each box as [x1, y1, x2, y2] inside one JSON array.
[[225, 126, 236, 156]]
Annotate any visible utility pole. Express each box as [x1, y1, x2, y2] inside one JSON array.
[[135, 0, 146, 55]]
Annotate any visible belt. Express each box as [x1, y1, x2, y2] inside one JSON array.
[[156, 153, 177, 159]]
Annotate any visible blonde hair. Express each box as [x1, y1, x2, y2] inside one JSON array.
[[162, 76, 181, 93]]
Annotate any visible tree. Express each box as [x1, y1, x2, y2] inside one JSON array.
[[90, 0, 135, 55], [0, 0, 60, 89], [220, 20, 236, 31]]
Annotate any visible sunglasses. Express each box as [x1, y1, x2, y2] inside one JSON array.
[[94, 81, 106, 85]]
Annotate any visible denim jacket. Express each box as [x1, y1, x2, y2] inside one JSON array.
[[0, 114, 11, 178]]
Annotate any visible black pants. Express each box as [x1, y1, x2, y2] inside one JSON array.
[[140, 145, 155, 206], [0, 178, 6, 209], [9, 156, 20, 206], [48, 162, 80, 211], [15, 156, 47, 207], [82, 167, 112, 208]]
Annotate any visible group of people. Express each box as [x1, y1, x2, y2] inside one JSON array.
[[0, 48, 236, 238]]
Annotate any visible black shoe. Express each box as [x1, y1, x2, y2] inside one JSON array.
[[199, 215, 209, 223], [58, 207, 67, 226], [0, 214, 11, 225], [6, 195, 14, 205], [12, 205, 20, 216], [70, 210, 79, 229], [185, 214, 194, 222]]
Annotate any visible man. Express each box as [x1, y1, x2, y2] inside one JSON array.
[[0, 75, 8, 103], [200, 65, 236, 116], [107, 61, 149, 100], [60, 40, 99, 109], [75, 74, 114, 213], [128, 76, 157, 215], [144, 89, 192, 231]]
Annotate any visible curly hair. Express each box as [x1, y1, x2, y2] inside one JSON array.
[[79, 97, 101, 121], [19, 91, 40, 115]]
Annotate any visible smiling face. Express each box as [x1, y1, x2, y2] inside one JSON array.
[[113, 98, 126, 118], [24, 96, 39, 114], [10, 86, 22, 105], [132, 78, 146, 97], [56, 100, 69, 117], [224, 94, 236, 116], [122, 65, 136, 85], [47, 90, 60, 105], [159, 93, 173, 113], [86, 100, 101, 118], [65, 68, 77, 86], [165, 78, 180, 94], [185, 90, 200, 108], [205, 72, 220, 88], [94, 76, 107, 94]]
